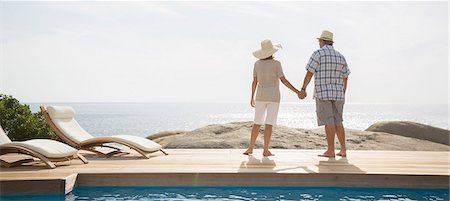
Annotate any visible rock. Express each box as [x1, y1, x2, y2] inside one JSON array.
[[148, 121, 449, 151], [365, 121, 450, 145], [148, 131, 186, 140]]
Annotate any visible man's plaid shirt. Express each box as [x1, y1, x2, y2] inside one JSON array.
[[306, 45, 350, 101]]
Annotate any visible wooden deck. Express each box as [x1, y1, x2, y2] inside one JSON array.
[[1, 149, 449, 195]]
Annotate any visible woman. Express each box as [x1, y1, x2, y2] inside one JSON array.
[[243, 39, 301, 156]]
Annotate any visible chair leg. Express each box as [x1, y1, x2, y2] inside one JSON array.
[[76, 153, 89, 164], [40, 157, 56, 169], [0, 158, 35, 168], [0, 158, 12, 168], [87, 147, 129, 158], [160, 149, 168, 155], [135, 149, 150, 159]]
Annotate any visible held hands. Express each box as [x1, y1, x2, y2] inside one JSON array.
[[297, 90, 307, 100]]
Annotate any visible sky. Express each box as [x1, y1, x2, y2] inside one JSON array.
[[0, 1, 448, 104]]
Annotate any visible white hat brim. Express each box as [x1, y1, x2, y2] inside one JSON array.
[[253, 48, 278, 59]]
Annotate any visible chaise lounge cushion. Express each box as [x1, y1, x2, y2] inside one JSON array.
[[47, 106, 94, 144], [0, 126, 12, 144], [3, 139, 78, 158], [47, 106, 75, 119], [81, 135, 162, 152], [45, 105, 163, 154], [52, 118, 94, 145]]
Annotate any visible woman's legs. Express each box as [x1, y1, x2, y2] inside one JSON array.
[[263, 102, 279, 156], [244, 124, 261, 155], [244, 102, 266, 155], [244, 102, 279, 156], [263, 124, 273, 156]]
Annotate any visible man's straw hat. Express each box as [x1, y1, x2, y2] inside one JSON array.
[[317, 30, 333, 42], [253, 39, 282, 59]]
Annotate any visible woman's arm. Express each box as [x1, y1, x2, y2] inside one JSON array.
[[280, 76, 300, 94], [251, 77, 258, 107]]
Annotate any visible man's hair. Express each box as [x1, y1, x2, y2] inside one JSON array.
[[323, 40, 334, 46]]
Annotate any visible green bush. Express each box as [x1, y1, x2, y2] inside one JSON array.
[[0, 94, 56, 141]]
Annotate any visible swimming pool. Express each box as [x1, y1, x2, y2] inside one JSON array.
[[1, 187, 448, 201]]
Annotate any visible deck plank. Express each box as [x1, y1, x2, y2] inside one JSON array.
[[0, 149, 449, 194]]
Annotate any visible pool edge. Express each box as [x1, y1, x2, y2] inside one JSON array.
[[3, 172, 448, 195]]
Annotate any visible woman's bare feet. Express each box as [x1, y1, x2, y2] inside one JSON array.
[[263, 150, 274, 156], [336, 151, 347, 157], [318, 151, 335, 158], [243, 149, 253, 155]]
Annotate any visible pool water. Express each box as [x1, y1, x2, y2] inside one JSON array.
[[1, 187, 448, 201]]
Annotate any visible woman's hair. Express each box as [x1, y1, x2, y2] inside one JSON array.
[[261, 55, 274, 60]]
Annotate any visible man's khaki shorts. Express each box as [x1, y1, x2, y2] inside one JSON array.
[[315, 99, 344, 127]]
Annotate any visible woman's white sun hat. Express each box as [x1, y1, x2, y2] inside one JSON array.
[[253, 39, 282, 59], [317, 30, 333, 42]]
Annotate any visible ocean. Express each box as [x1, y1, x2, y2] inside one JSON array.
[[28, 103, 448, 138]]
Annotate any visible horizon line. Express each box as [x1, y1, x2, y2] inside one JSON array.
[[22, 101, 450, 105]]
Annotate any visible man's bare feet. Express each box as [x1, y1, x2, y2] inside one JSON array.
[[336, 151, 346, 157], [318, 151, 335, 158], [263, 150, 274, 156], [243, 149, 253, 155]]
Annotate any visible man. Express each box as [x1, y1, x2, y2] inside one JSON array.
[[299, 30, 350, 157]]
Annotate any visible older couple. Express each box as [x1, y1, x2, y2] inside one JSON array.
[[244, 30, 350, 158]]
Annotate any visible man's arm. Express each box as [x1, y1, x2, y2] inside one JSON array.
[[343, 77, 348, 95], [300, 71, 314, 98], [301, 51, 319, 99]]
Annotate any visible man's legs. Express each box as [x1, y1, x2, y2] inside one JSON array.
[[333, 101, 346, 157], [321, 124, 336, 157], [336, 126, 346, 156], [316, 99, 336, 157]]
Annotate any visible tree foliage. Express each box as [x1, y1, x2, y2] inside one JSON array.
[[0, 94, 55, 141]]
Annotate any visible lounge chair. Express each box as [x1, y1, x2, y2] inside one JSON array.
[[40, 106, 167, 158], [0, 125, 88, 169]]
